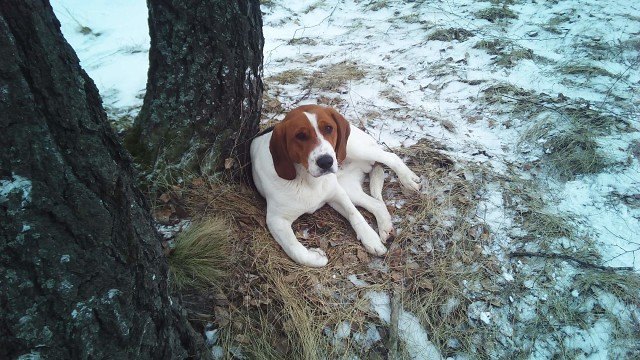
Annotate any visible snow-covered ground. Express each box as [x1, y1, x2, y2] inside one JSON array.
[[52, 0, 640, 358], [52, 0, 149, 129]]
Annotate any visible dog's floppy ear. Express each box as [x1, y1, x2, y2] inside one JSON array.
[[269, 123, 296, 180], [328, 107, 351, 164]]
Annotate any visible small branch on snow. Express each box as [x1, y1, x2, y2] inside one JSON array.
[[509, 251, 634, 272], [388, 289, 401, 359]]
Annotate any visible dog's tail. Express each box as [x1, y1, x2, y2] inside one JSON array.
[[369, 164, 385, 202]]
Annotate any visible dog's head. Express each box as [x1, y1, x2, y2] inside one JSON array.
[[269, 105, 351, 180]]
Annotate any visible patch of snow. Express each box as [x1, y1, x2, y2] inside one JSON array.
[[335, 321, 351, 340], [523, 279, 535, 289], [367, 291, 442, 360], [17, 352, 42, 360], [352, 323, 381, 350], [156, 219, 191, 241], [563, 319, 612, 359], [467, 301, 492, 325], [107, 289, 120, 299], [476, 184, 513, 261], [51, 0, 150, 116], [228, 347, 245, 359], [479, 311, 491, 325], [58, 280, 74, 294], [557, 168, 640, 270], [440, 297, 461, 318], [347, 274, 368, 288], [0, 173, 32, 209], [211, 346, 224, 359], [205, 328, 219, 346], [502, 272, 514, 282]]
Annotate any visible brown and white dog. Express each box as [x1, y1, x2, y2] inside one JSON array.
[[251, 105, 421, 267]]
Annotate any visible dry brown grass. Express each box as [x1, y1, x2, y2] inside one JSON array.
[[575, 270, 640, 306], [268, 69, 308, 85], [428, 28, 474, 42], [474, 40, 534, 67], [302, 0, 326, 14], [475, 6, 518, 23], [264, 62, 367, 93], [168, 217, 233, 290], [307, 61, 366, 91], [367, 0, 390, 11], [544, 130, 606, 179], [503, 179, 578, 248], [481, 83, 616, 180], [559, 64, 615, 78]]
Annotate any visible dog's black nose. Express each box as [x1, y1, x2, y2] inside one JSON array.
[[316, 155, 334, 170]]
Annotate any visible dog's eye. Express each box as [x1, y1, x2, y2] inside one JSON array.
[[296, 132, 308, 141], [324, 125, 333, 133]]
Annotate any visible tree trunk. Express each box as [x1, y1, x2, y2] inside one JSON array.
[[125, 0, 263, 185], [0, 2, 211, 359]]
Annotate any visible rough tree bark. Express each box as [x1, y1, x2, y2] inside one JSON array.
[[125, 0, 263, 184], [0, 2, 211, 359]]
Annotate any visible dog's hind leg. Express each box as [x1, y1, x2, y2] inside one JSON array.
[[346, 126, 421, 192], [369, 163, 385, 202]]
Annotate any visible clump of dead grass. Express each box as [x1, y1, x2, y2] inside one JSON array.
[[168, 217, 233, 290], [260, 0, 276, 8], [524, 209, 575, 241], [302, 0, 325, 14], [574, 270, 640, 347], [367, 0, 390, 11], [575, 270, 640, 306], [503, 179, 591, 252], [543, 14, 570, 34], [307, 61, 366, 91], [505, 180, 573, 235], [543, 130, 606, 179], [288, 37, 318, 46], [397, 13, 422, 24], [496, 48, 534, 67], [268, 68, 308, 85], [475, 6, 518, 23], [428, 28, 474, 42], [474, 40, 534, 67], [485, 83, 621, 135], [559, 64, 615, 78], [482, 83, 615, 180], [261, 87, 285, 117], [380, 87, 408, 106], [474, 39, 504, 54]]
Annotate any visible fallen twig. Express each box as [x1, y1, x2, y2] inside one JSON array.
[[509, 251, 634, 272], [388, 289, 401, 360]]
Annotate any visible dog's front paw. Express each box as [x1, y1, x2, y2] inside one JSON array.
[[399, 170, 421, 192], [303, 248, 329, 267], [379, 224, 395, 243], [360, 227, 388, 256]]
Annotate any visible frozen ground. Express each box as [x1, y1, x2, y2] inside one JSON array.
[[53, 0, 639, 358]]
